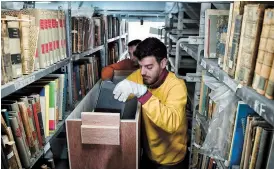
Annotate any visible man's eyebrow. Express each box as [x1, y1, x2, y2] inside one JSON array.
[[141, 64, 153, 67]]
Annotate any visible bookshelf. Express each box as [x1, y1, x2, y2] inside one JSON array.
[[1, 1, 129, 169], [165, 2, 274, 169]]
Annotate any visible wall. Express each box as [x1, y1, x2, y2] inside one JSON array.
[[128, 21, 165, 42]]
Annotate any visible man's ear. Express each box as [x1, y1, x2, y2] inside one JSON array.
[[160, 58, 168, 69]]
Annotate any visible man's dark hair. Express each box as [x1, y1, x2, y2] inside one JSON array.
[[133, 37, 167, 63], [127, 39, 142, 47]]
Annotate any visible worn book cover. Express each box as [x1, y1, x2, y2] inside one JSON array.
[[235, 4, 265, 86]]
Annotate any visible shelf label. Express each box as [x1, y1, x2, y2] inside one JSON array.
[[14, 75, 35, 90], [201, 59, 206, 69], [254, 100, 266, 116]]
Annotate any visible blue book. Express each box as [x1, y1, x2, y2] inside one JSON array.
[[229, 101, 255, 167]]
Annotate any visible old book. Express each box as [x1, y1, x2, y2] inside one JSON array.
[[1, 20, 13, 83], [216, 13, 229, 68], [204, 9, 229, 59], [8, 116, 31, 168], [1, 115, 21, 169], [1, 145, 10, 169], [227, 15, 243, 78], [255, 128, 273, 169], [242, 117, 269, 169], [57, 10, 64, 60], [17, 101, 36, 157], [19, 14, 31, 74], [29, 17, 39, 71], [2, 100, 31, 158], [28, 96, 43, 148], [4, 16, 23, 79], [235, 4, 265, 85], [249, 126, 263, 169], [1, 135, 19, 169], [223, 2, 247, 73], [253, 9, 274, 94]]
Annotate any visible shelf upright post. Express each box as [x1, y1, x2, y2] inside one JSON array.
[[63, 1, 74, 109], [104, 11, 109, 66]]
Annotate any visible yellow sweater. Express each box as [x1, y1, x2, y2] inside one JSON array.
[[127, 69, 188, 165]]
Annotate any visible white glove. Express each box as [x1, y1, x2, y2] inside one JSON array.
[[113, 79, 147, 102]]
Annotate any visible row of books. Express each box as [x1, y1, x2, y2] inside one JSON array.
[[107, 15, 120, 39], [196, 73, 274, 169], [1, 73, 68, 169], [108, 42, 119, 65], [72, 56, 100, 104], [71, 16, 105, 54], [1, 9, 67, 85], [204, 2, 274, 100]]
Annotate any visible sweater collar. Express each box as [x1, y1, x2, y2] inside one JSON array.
[[147, 69, 169, 89]]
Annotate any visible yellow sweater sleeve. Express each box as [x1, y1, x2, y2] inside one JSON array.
[[141, 83, 187, 134]]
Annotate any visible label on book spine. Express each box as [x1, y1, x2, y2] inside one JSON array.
[[265, 80, 274, 96], [11, 54, 22, 65], [8, 28, 20, 38]]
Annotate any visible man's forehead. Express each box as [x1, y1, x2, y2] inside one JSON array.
[[138, 56, 156, 65]]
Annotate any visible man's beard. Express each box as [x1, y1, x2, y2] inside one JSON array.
[[142, 75, 158, 85]]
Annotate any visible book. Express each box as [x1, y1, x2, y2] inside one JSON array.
[[1, 20, 13, 84], [8, 116, 31, 168], [235, 4, 265, 86], [255, 128, 273, 169], [2, 100, 31, 158], [228, 102, 255, 167], [4, 15, 23, 79], [204, 9, 229, 59], [223, 2, 246, 73], [253, 9, 274, 94]]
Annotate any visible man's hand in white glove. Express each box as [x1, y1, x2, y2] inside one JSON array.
[[113, 79, 147, 102]]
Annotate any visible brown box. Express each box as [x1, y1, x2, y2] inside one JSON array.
[[66, 80, 141, 169]]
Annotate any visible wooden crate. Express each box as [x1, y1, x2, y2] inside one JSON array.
[[66, 80, 141, 169]]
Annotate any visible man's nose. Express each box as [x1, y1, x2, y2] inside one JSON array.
[[141, 68, 146, 75]]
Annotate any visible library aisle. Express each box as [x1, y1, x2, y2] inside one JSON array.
[[1, 1, 274, 169]]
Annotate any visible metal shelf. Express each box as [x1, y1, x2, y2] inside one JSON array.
[[120, 33, 128, 38], [201, 58, 274, 127], [168, 57, 176, 70], [1, 58, 70, 99], [72, 45, 104, 61], [180, 43, 198, 61], [119, 50, 128, 61], [107, 36, 120, 43]]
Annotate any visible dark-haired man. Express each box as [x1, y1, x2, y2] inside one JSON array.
[[101, 39, 141, 80], [113, 37, 188, 169]]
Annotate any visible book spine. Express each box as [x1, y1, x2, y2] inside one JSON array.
[[30, 97, 43, 148], [6, 16, 23, 79], [9, 116, 31, 168], [235, 4, 265, 85], [255, 129, 272, 169], [1, 135, 19, 169], [49, 82, 56, 130], [26, 99, 40, 152], [17, 102, 36, 157], [255, 9, 274, 95], [249, 127, 263, 169]]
